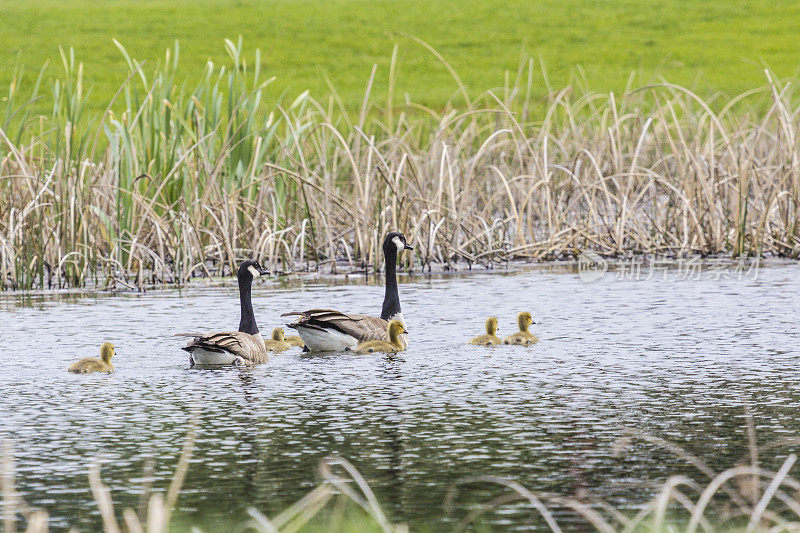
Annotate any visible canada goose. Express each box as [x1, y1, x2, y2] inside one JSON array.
[[502, 311, 538, 345], [68, 342, 116, 373], [468, 317, 501, 346], [264, 328, 292, 353], [180, 260, 270, 366], [283, 231, 413, 352], [356, 320, 407, 354]]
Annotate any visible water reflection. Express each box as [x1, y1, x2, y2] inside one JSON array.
[[2, 263, 800, 530]]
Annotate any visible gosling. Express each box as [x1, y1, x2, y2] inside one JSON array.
[[284, 334, 305, 349], [264, 328, 292, 353], [468, 317, 501, 346], [355, 320, 407, 354], [502, 311, 538, 346], [68, 342, 116, 373]]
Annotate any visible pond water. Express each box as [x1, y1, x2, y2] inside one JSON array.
[[2, 261, 800, 531]]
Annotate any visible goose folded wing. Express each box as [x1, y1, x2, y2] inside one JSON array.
[[333, 315, 390, 343], [182, 332, 263, 359], [282, 309, 389, 343]]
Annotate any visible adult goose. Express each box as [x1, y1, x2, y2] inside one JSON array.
[[283, 231, 413, 352], [180, 260, 270, 366]]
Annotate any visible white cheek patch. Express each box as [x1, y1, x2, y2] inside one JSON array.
[[392, 236, 404, 252], [247, 265, 261, 279]]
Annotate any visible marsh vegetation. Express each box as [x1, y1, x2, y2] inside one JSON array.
[[3, 38, 800, 290]]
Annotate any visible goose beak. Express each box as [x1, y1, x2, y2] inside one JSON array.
[[404, 244, 413, 250], [403, 329, 409, 334], [259, 267, 270, 276], [531, 320, 536, 324]]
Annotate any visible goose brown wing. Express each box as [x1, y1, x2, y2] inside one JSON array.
[[282, 309, 389, 343], [341, 315, 391, 342], [181, 331, 269, 364]]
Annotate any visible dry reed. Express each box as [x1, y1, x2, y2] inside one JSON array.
[[2, 39, 799, 290]]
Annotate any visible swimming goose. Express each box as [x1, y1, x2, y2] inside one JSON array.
[[356, 320, 407, 354], [468, 317, 501, 346], [68, 342, 115, 373], [502, 311, 538, 345], [283, 232, 413, 352], [264, 328, 292, 353], [181, 260, 270, 366]]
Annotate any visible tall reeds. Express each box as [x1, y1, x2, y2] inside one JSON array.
[[2, 39, 799, 290]]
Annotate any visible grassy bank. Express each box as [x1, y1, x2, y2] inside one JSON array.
[[1, 0, 800, 111], [2, 39, 800, 290]]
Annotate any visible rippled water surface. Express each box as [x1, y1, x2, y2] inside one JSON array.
[[3, 262, 800, 530]]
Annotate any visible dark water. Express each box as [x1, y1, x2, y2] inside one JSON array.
[[2, 262, 800, 530]]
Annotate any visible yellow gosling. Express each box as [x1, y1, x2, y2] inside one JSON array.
[[502, 312, 538, 346], [284, 334, 305, 349], [68, 342, 116, 374], [264, 328, 292, 353], [355, 320, 406, 354], [468, 317, 501, 346]]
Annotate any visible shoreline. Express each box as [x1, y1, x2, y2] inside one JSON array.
[[0, 255, 785, 298]]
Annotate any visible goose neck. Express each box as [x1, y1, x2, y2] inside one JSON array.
[[238, 276, 259, 335], [381, 249, 401, 320]]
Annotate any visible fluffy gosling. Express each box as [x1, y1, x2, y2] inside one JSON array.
[[468, 316, 501, 346], [355, 320, 407, 354], [284, 334, 305, 349], [502, 312, 538, 346], [68, 342, 116, 374], [264, 328, 292, 353]]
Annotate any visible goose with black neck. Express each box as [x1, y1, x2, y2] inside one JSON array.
[[179, 260, 271, 366], [283, 231, 413, 352]]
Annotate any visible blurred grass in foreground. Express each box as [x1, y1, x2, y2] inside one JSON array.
[[5, 412, 800, 531]]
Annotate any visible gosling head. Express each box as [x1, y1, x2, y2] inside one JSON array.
[[384, 231, 413, 256], [388, 320, 407, 341], [485, 316, 499, 336], [238, 259, 269, 282], [517, 311, 534, 331], [100, 342, 115, 363], [271, 327, 285, 341]]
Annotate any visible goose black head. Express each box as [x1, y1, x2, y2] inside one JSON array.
[[383, 231, 413, 255], [238, 259, 269, 281]]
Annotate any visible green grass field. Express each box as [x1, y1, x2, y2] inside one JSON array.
[[2, 0, 800, 111]]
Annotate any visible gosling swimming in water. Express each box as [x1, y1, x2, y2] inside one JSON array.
[[264, 328, 292, 353], [468, 317, 501, 346], [502, 311, 538, 346], [355, 320, 407, 354], [68, 342, 116, 373], [284, 334, 305, 348]]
